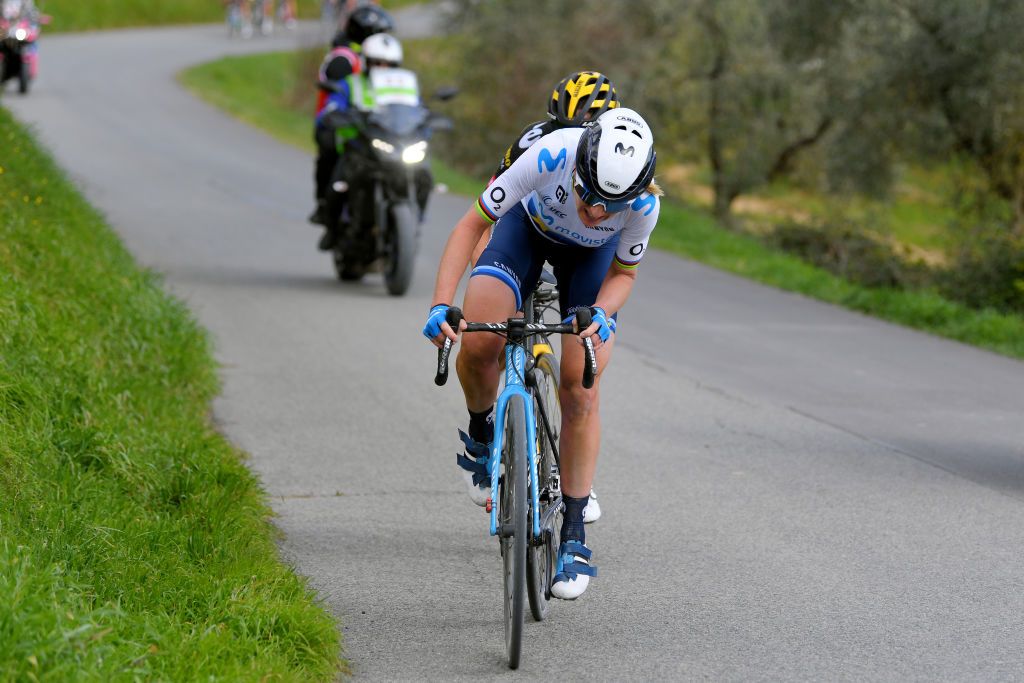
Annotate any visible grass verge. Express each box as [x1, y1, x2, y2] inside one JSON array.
[[0, 106, 341, 679], [39, 0, 422, 33], [181, 49, 1024, 361], [40, 0, 226, 31]]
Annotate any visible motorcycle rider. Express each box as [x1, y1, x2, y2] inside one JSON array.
[[309, 3, 394, 245], [2, 0, 39, 23], [0, 0, 40, 87]]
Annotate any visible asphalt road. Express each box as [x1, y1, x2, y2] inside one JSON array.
[[8, 16, 1024, 682]]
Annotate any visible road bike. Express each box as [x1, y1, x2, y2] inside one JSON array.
[[434, 273, 597, 669]]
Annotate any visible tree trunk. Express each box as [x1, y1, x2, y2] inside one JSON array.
[[701, 1, 733, 225]]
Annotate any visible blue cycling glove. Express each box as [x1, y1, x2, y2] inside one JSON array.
[[590, 307, 613, 343], [563, 307, 616, 342], [423, 304, 450, 340]]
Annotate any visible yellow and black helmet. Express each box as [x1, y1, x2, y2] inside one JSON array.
[[548, 71, 620, 126]]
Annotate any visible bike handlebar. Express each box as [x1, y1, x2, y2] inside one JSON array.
[[434, 306, 598, 389], [574, 307, 596, 389]]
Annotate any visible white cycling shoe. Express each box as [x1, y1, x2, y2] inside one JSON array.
[[551, 540, 596, 600], [583, 489, 601, 524], [462, 469, 490, 507]]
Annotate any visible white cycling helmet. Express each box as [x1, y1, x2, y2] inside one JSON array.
[[575, 107, 656, 205], [362, 33, 403, 68]]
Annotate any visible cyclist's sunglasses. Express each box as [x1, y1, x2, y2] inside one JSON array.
[[573, 171, 634, 214]]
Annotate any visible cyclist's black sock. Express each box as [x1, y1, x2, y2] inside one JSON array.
[[468, 405, 494, 445], [561, 495, 587, 545]]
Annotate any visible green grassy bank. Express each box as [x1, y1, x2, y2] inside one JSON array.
[[39, 0, 226, 31], [0, 107, 341, 679], [37, 0, 421, 33], [182, 49, 1024, 361]]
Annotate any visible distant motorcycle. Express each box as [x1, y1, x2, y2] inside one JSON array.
[[326, 67, 456, 296], [0, 1, 46, 95]]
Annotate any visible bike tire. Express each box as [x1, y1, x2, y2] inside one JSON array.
[[382, 203, 417, 296], [500, 395, 528, 669], [527, 351, 560, 622], [17, 67, 28, 95]]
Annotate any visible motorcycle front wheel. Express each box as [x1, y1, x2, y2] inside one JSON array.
[[382, 202, 417, 296], [332, 240, 366, 282]]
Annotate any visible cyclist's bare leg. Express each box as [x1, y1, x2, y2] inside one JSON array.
[[558, 332, 615, 498], [469, 229, 490, 269], [455, 275, 517, 414]]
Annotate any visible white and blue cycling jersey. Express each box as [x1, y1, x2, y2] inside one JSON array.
[[474, 127, 660, 271]]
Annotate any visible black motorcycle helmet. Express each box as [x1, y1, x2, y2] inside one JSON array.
[[332, 5, 395, 47]]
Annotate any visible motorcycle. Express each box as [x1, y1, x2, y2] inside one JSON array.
[[326, 67, 456, 296], [0, 1, 46, 95]]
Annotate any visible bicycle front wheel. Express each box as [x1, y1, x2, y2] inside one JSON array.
[[527, 351, 560, 622], [500, 394, 528, 669]]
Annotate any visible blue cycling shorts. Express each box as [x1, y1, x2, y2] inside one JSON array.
[[471, 203, 620, 320]]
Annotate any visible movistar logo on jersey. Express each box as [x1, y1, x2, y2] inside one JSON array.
[[528, 196, 560, 228], [631, 193, 657, 217], [537, 147, 567, 173]]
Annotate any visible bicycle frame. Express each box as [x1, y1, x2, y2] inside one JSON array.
[[488, 337, 542, 540]]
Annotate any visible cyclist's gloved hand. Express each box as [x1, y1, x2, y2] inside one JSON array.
[[590, 306, 613, 343], [423, 304, 450, 341], [563, 307, 615, 342]]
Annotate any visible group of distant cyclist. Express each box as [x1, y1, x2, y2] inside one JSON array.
[[224, 0, 297, 38], [308, 3, 662, 602]]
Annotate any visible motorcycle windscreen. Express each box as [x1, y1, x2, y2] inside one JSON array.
[[368, 104, 430, 138]]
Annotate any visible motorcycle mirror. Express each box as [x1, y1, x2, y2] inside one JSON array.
[[429, 115, 454, 133], [432, 86, 459, 102]]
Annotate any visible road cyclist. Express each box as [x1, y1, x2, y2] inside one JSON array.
[[474, 70, 623, 524], [424, 106, 663, 604]]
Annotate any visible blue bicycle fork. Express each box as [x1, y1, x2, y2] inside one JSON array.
[[488, 342, 541, 540]]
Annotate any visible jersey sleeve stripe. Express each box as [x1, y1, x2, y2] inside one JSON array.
[[475, 197, 499, 224], [614, 255, 640, 270]]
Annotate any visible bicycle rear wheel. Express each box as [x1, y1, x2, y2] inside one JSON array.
[[527, 351, 560, 622], [500, 395, 528, 669]]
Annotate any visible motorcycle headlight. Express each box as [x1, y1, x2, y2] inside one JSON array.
[[402, 141, 428, 165], [371, 138, 395, 155], [14, 27, 25, 40]]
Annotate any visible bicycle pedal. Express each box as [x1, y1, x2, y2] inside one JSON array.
[[485, 497, 493, 513]]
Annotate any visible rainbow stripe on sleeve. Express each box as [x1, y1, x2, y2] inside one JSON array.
[[614, 255, 640, 270], [475, 196, 499, 224]]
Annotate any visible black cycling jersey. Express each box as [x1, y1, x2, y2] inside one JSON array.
[[492, 119, 563, 179]]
